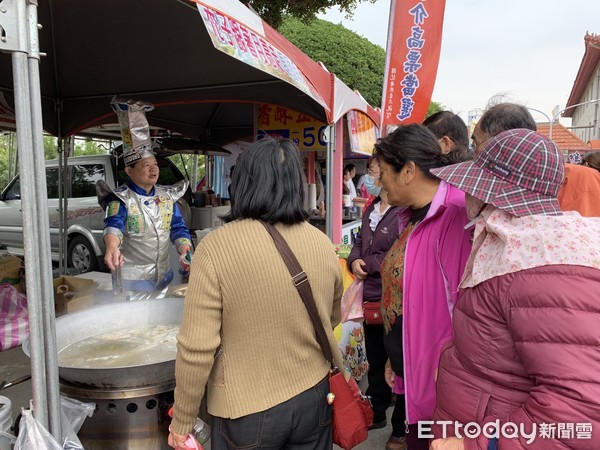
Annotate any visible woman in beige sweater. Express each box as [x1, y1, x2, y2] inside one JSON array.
[[168, 137, 344, 450]]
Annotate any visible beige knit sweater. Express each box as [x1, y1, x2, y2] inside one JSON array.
[[171, 219, 344, 434]]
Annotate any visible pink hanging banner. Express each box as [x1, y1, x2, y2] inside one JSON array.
[[381, 0, 446, 133]]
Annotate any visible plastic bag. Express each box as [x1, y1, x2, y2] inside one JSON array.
[[60, 396, 95, 450], [341, 279, 364, 323], [14, 409, 63, 450], [335, 320, 368, 381], [0, 283, 29, 351]]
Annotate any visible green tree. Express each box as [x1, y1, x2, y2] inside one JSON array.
[[248, 0, 376, 29], [426, 101, 445, 118], [279, 16, 385, 107], [73, 139, 111, 156], [44, 135, 58, 160], [279, 17, 444, 115], [0, 134, 13, 191]]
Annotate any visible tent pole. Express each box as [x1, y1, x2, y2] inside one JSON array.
[[325, 124, 335, 239], [27, 1, 62, 441], [191, 154, 199, 193], [57, 138, 65, 274], [26, 0, 63, 437], [331, 120, 344, 244], [60, 138, 72, 274], [12, 49, 51, 429], [10, 0, 51, 430]]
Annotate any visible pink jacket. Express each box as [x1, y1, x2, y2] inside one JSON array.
[[393, 181, 472, 423], [433, 264, 600, 449]]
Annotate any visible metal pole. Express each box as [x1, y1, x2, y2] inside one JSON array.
[[526, 107, 551, 125], [191, 154, 199, 192], [7, 132, 16, 180], [549, 99, 600, 141], [325, 125, 335, 239], [57, 138, 64, 274], [10, 0, 49, 429], [26, 0, 62, 437], [60, 138, 71, 274]]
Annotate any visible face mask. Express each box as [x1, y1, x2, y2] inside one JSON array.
[[363, 174, 382, 197], [465, 194, 486, 220]]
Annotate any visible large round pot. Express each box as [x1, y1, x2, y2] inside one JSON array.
[[29, 298, 184, 389]]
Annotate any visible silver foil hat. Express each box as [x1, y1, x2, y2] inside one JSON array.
[[111, 97, 155, 166]]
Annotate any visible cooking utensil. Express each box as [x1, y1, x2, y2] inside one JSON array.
[[0, 374, 31, 391], [23, 299, 183, 388], [112, 266, 123, 294]]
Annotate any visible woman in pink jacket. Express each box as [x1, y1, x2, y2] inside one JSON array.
[[374, 124, 472, 450], [430, 129, 600, 450]]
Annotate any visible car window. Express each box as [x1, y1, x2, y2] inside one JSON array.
[[47, 168, 59, 199], [71, 164, 105, 198], [3, 177, 21, 200], [2, 168, 59, 199]]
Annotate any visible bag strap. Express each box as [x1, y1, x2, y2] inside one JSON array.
[[259, 220, 334, 363]]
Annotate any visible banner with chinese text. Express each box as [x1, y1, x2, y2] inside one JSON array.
[[256, 103, 327, 151], [346, 110, 379, 156], [381, 0, 446, 133], [196, 3, 325, 108]]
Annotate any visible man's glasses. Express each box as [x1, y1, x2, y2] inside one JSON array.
[[471, 134, 488, 154]]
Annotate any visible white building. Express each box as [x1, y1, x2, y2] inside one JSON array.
[[564, 33, 600, 147]]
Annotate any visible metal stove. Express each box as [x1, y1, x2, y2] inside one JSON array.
[[60, 380, 174, 450]]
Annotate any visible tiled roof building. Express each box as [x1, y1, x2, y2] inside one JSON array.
[[537, 122, 590, 153], [563, 33, 600, 143]]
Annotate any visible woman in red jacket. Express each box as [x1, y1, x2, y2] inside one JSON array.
[[429, 129, 600, 450]]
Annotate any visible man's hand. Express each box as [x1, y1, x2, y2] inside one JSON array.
[[351, 258, 368, 280], [430, 437, 465, 450], [177, 244, 191, 258], [104, 234, 124, 271], [178, 245, 192, 274]]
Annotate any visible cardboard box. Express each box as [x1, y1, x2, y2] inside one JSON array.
[[0, 253, 24, 293], [53, 276, 97, 316]]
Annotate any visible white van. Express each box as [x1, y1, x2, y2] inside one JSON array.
[[0, 153, 191, 273]]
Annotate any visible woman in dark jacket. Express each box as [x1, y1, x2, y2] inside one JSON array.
[[347, 155, 406, 449]]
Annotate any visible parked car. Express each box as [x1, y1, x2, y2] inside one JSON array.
[[0, 152, 191, 273]]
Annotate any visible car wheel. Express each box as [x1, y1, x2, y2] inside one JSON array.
[[67, 235, 98, 273]]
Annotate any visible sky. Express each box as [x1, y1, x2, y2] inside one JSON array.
[[318, 0, 600, 124]]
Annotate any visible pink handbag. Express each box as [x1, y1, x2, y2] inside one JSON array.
[[341, 280, 364, 322]]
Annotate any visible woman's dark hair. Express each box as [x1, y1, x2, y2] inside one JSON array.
[[584, 152, 600, 172], [422, 111, 469, 162], [374, 123, 457, 180], [222, 137, 308, 224]]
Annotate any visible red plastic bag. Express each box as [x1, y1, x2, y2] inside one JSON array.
[[330, 369, 373, 449], [341, 280, 364, 323]]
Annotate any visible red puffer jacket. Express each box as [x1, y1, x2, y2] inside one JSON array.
[[432, 264, 600, 450]]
